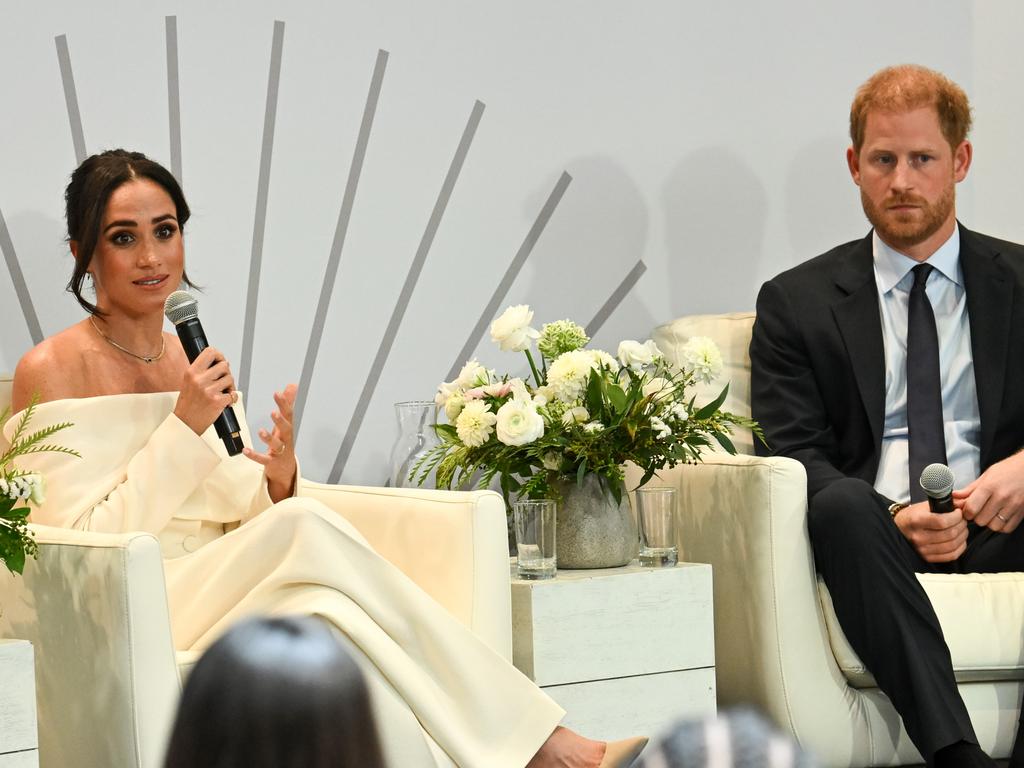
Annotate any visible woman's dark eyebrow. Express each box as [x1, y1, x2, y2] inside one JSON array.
[[102, 213, 177, 233]]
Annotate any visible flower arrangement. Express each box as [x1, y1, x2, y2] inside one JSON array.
[[417, 305, 760, 503], [1, 397, 78, 575]]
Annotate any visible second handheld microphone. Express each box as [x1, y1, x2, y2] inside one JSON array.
[[164, 290, 245, 456]]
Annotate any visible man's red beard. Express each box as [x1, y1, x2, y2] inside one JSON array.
[[860, 184, 955, 251]]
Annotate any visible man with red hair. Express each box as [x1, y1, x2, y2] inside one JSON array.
[[751, 64, 1024, 768]]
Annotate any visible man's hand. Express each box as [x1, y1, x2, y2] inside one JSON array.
[[893, 501, 968, 562], [954, 451, 1024, 533]]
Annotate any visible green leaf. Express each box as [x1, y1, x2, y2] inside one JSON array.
[[576, 459, 588, 486], [2, 506, 30, 521], [4, 546, 25, 575], [694, 383, 730, 420], [713, 431, 737, 454], [606, 383, 627, 414]]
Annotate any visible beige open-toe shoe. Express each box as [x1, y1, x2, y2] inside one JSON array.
[[599, 736, 648, 768]]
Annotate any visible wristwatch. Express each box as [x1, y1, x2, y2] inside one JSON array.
[[888, 501, 909, 520]]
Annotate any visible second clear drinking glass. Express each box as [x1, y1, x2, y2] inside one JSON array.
[[512, 499, 557, 580], [636, 486, 678, 567]]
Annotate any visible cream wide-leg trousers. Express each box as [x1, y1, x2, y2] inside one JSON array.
[[163, 497, 564, 767]]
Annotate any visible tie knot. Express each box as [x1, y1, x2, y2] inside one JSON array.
[[911, 263, 934, 291]]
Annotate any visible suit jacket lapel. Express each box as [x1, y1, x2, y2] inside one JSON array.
[[832, 234, 885, 450], [960, 225, 1013, 466]]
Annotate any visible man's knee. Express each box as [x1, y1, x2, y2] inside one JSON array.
[[808, 477, 885, 547]]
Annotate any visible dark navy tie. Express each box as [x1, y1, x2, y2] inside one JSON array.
[[906, 263, 948, 502]]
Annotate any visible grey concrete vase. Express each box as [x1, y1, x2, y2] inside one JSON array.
[[554, 475, 637, 568]]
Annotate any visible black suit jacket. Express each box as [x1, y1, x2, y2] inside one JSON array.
[[750, 225, 1024, 503]]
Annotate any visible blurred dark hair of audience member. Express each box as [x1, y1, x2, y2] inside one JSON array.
[[637, 708, 816, 768], [163, 615, 385, 768]]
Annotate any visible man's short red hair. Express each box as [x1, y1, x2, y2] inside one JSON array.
[[850, 64, 972, 152]]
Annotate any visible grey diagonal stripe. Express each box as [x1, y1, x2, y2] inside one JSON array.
[[328, 100, 486, 484], [293, 49, 389, 438], [0, 207, 42, 344], [55, 35, 86, 164], [584, 259, 647, 339], [445, 170, 572, 382], [165, 16, 183, 183], [238, 20, 285, 399]]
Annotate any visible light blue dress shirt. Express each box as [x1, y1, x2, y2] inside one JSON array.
[[872, 226, 981, 502]]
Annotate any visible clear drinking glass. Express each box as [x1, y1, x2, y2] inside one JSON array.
[[636, 486, 678, 567], [513, 499, 557, 580], [388, 401, 440, 488]]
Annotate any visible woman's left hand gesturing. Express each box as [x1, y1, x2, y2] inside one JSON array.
[[244, 384, 298, 503]]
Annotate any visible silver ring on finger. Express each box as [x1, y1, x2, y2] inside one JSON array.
[[271, 443, 285, 457], [997, 512, 1010, 523]]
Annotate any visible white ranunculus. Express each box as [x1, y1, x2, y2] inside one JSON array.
[[547, 350, 598, 402], [670, 402, 689, 422], [455, 359, 490, 389], [495, 400, 545, 446], [490, 305, 541, 352], [617, 339, 662, 369], [444, 392, 466, 422], [455, 400, 498, 447], [560, 406, 590, 427], [681, 336, 724, 384], [651, 416, 672, 439]]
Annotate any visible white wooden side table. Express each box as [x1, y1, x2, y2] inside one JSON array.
[[510, 561, 715, 741], [0, 639, 39, 767]]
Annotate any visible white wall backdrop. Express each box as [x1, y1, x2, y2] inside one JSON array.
[[2, 1, 1022, 484]]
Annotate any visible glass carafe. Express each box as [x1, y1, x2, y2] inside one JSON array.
[[389, 401, 440, 488]]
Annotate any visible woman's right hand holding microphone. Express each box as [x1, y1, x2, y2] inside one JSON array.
[[173, 346, 238, 435]]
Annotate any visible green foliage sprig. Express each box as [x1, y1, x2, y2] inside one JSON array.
[[1, 395, 79, 575]]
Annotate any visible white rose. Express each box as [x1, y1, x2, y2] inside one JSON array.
[[542, 452, 562, 471], [455, 400, 498, 447], [495, 400, 545, 446], [490, 305, 541, 352], [455, 359, 490, 389], [642, 377, 674, 402], [617, 339, 662, 369], [681, 336, 724, 384], [27, 474, 45, 505], [588, 349, 620, 373], [547, 350, 598, 402], [560, 406, 590, 427], [444, 393, 466, 422]]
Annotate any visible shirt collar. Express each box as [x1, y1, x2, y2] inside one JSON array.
[[873, 224, 962, 294]]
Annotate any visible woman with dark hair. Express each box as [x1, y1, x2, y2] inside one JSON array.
[[164, 615, 386, 768], [6, 149, 646, 768]]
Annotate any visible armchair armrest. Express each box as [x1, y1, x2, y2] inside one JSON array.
[[298, 482, 512, 661], [632, 455, 867, 759], [0, 524, 180, 768]]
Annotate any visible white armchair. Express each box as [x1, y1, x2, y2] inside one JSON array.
[[644, 313, 1024, 767], [0, 375, 512, 768]]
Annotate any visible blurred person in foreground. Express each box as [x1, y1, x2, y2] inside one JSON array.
[[164, 615, 385, 768]]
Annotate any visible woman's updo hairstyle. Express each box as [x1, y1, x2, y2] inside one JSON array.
[[65, 149, 196, 315]]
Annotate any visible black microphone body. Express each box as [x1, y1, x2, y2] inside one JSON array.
[[169, 308, 245, 456], [920, 463, 956, 514]]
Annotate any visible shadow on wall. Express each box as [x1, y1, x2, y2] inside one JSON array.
[[784, 135, 865, 261], [518, 155, 657, 350], [662, 147, 767, 318]]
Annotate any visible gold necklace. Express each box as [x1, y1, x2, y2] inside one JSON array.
[[89, 316, 166, 364]]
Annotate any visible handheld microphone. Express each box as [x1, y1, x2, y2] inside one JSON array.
[[164, 291, 245, 456], [920, 463, 955, 514]]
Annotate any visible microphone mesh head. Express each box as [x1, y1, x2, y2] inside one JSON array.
[[920, 463, 955, 498], [164, 290, 198, 325]]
